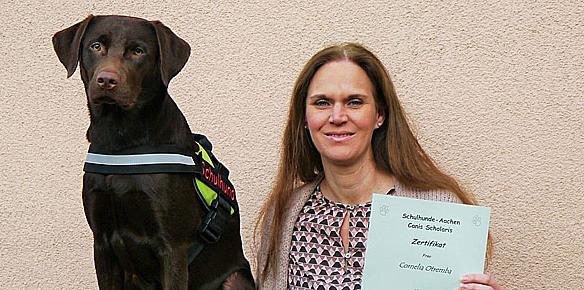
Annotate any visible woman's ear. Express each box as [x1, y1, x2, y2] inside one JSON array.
[[375, 114, 385, 129]]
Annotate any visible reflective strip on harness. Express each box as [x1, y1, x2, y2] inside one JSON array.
[[86, 152, 196, 166]]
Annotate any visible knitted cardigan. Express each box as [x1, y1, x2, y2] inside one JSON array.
[[255, 175, 462, 289]]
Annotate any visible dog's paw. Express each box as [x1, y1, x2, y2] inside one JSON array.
[[221, 270, 255, 290]]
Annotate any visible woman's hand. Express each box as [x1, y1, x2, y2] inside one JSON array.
[[458, 273, 503, 290]]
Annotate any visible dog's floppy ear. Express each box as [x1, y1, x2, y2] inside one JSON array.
[[52, 15, 94, 78], [151, 21, 191, 87]]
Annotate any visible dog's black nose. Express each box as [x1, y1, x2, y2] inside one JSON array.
[[96, 71, 120, 90]]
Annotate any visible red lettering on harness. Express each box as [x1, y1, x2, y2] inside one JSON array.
[[201, 162, 235, 201]]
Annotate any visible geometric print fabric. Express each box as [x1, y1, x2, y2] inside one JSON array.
[[288, 186, 395, 290]]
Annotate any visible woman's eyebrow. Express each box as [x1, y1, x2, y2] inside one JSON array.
[[307, 94, 327, 100], [347, 94, 369, 98], [308, 93, 371, 100]]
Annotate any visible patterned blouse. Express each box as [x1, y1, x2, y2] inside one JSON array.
[[288, 186, 395, 290]]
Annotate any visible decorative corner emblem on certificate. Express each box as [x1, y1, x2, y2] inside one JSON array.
[[472, 215, 482, 227], [362, 194, 491, 290], [379, 204, 390, 216]]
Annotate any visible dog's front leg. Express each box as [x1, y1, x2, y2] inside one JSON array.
[[94, 237, 124, 290], [160, 246, 189, 290]]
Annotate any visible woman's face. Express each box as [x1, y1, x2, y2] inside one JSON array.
[[305, 60, 383, 167]]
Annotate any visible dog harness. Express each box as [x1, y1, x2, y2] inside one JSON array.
[[83, 134, 237, 264]]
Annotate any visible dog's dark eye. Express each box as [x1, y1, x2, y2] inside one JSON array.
[[132, 47, 145, 56], [90, 42, 102, 51]]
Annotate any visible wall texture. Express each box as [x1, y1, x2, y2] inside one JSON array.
[[1, 1, 582, 289]]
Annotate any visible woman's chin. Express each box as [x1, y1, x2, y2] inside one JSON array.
[[321, 153, 364, 167]]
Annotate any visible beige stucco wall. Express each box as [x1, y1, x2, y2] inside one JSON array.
[[1, 0, 582, 289]]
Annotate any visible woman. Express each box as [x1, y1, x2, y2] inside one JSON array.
[[255, 43, 502, 290]]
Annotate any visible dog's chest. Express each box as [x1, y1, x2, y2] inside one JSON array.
[[82, 173, 199, 277], [86, 173, 164, 197], [83, 173, 169, 234]]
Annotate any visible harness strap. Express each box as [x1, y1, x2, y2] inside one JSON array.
[[188, 178, 233, 264], [83, 136, 238, 214]]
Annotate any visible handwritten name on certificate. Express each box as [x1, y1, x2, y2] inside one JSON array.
[[362, 195, 490, 290]]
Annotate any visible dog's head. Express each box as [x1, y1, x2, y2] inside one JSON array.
[[52, 15, 190, 110]]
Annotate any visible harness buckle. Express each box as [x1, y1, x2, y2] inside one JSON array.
[[199, 199, 227, 243]]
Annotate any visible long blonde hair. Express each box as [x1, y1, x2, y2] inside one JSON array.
[[255, 43, 489, 281]]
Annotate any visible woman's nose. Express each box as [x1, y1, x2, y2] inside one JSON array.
[[329, 104, 348, 125]]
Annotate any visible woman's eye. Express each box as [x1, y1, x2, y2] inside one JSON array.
[[348, 99, 364, 107], [132, 47, 145, 56], [314, 99, 330, 107], [90, 42, 102, 51]]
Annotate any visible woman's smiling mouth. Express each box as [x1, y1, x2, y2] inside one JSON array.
[[324, 132, 355, 142]]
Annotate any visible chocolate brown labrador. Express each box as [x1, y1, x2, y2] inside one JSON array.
[[52, 15, 254, 290]]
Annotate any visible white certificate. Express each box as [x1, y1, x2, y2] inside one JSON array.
[[362, 194, 491, 290]]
